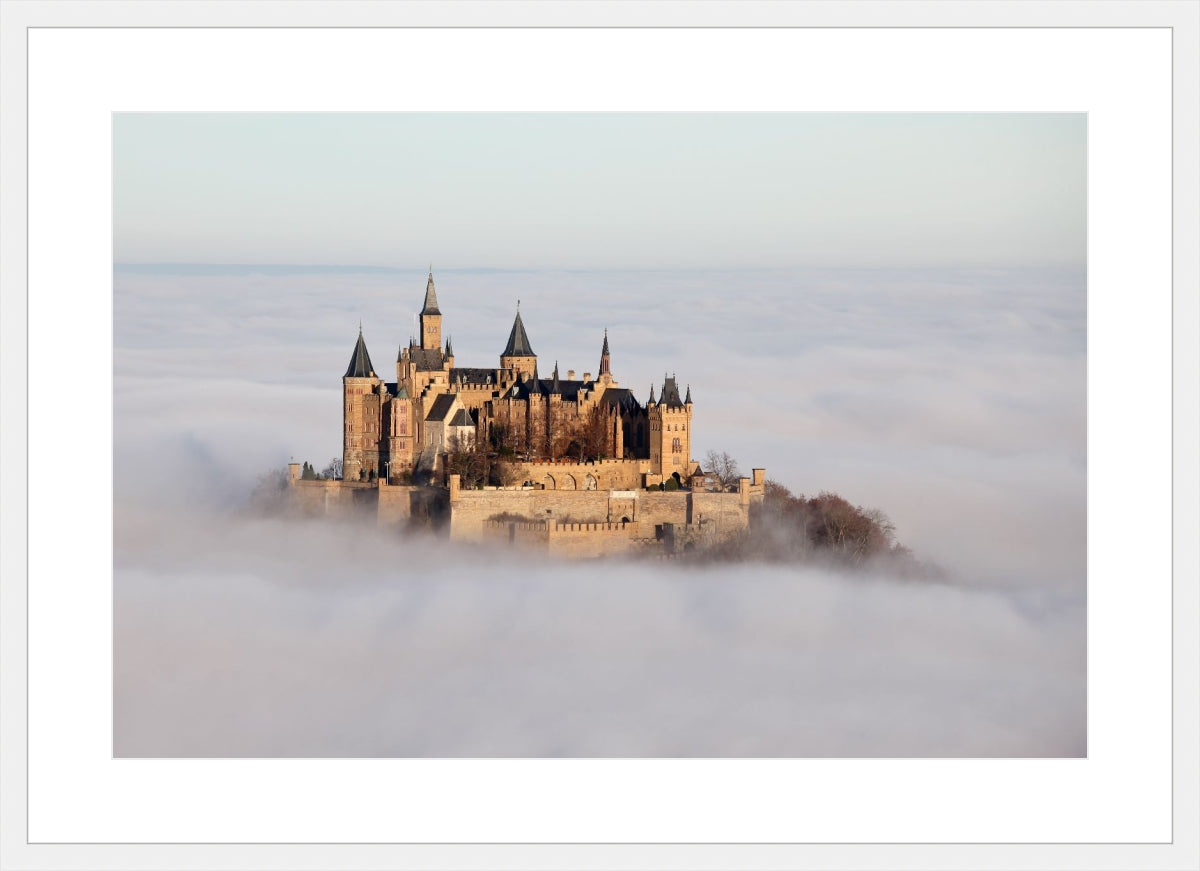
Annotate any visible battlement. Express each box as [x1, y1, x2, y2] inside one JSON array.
[[551, 521, 635, 534]]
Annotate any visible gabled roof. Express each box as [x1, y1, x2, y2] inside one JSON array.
[[344, 329, 375, 378], [425, 393, 458, 422], [502, 309, 535, 357], [448, 408, 475, 428], [421, 271, 441, 315]]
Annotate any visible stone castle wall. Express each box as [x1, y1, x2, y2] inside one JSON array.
[[482, 518, 643, 558], [286, 464, 765, 557], [287, 478, 377, 518], [449, 487, 614, 540], [511, 458, 651, 491]]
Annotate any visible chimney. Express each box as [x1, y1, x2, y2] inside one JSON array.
[[567, 370, 575, 380]]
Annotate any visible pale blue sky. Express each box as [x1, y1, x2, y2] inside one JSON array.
[[114, 113, 1085, 269]]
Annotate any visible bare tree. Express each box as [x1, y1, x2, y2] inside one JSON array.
[[445, 433, 491, 489], [322, 456, 343, 479], [703, 450, 742, 491]]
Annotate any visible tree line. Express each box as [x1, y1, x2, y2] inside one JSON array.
[[697, 472, 942, 579]]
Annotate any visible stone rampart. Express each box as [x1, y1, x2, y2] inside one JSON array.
[[449, 487, 612, 540], [377, 482, 450, 531], [288, 466, 760, 555], [287, 479, 377, 518], [514, 458, 650, 491], [480, 518, 642, 558]]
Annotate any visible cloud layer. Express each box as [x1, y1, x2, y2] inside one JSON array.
[[113, 265, 1086, 756]]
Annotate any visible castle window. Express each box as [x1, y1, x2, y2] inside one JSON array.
[[672, 438, 681, 452]]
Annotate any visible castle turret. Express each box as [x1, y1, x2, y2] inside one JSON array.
[[343, 326, 383, 482], [420, 268, 442, 351], [500, 303, 537, 381], [444, 335, 455, 369], [648, 373, 692, 478]]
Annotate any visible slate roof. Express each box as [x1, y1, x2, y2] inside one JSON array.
[[660, 375, 685, 409], [506, 376, 586, 401], [450, 367, 498, 386], [421, 271, 441, 315], [425, 394, 458, 422], [502, 309, 536, 357], [384, 382, 408, 399], [598, 387, 639, 413], [344, 330, 376, 378], [408, 347, 445, 371], [448, 408, 475, 428]]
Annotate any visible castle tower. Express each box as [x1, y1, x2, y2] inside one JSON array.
[[500, 303, 537, 381], [648, 373, 693, 479], [343, 326, 383, 482], [386, 385, 414, 480], [444, 335, 455, 369], [420, 269, 442, 351]]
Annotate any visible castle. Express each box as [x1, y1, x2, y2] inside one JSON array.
[[288, 271, 764, 556]]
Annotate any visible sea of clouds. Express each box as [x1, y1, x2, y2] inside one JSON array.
[[113, 265, 1086, 756]]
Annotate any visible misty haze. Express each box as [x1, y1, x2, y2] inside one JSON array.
[[113, 263, 1085, 757]]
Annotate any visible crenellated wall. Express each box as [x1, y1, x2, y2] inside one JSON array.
[[481, 518, 643, 558], [287, 466, 764, 556]]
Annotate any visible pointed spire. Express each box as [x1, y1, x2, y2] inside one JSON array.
[[421, 269, 441, 315], [685, 384, 692, 404], [445, 335, 454, 357], [344, 328, 375, 378], [551, 361, 561, 393], [599, 328, 611, 376], [502, 306, 536, 357], [648, 383, 656, 404]]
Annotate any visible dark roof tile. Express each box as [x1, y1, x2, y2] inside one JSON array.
[[502, 309, 535, 357], [344, 330, 376, 378], [425, 394, 458, 422]]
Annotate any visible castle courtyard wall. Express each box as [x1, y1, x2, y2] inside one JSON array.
[[288, 470, 763, 555], [449, 488, 613, 540], [513, 458, 650, 491]]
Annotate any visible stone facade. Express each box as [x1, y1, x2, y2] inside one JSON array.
[[341, 270, 698, 487], [292, 271, 768, 558], [285, 468, 765, 558]]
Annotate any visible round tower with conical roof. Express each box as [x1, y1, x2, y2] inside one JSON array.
[[500, 302, 538, 381], [343, 325, 383, 482]]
